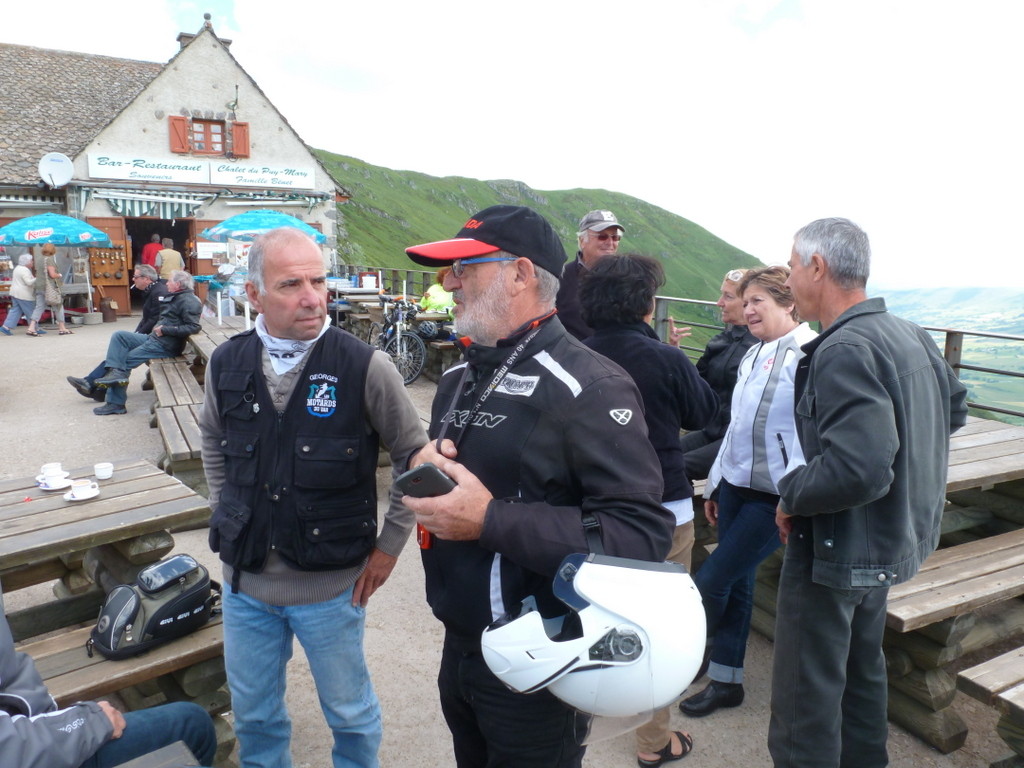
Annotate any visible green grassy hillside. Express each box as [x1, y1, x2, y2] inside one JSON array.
[[315, 150, 761, 306]]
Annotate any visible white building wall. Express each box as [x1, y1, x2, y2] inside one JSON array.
[[73, 28, 338, 246]]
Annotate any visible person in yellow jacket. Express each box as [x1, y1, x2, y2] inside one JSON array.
[[419, 267, 454, 317]]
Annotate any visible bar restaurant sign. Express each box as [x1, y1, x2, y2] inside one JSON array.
[[87, 154, 316, 189]]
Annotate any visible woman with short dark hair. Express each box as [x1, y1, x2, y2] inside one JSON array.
[[581, 253, 718, 766]]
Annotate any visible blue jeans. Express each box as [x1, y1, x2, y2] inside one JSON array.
[[2, 297, 35, 329], [102, 331, 175, 406], [222, 586, 381, 768], [694, 480, 781, 683], [81, 701, 216, 768]]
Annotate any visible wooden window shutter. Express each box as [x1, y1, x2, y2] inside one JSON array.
[[168, 116, 190, 153], [231, 122, 250, 158]]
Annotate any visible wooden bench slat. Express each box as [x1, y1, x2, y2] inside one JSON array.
[[886, 563, 1024, 632], [997, 681, 1024, 720], [19, 621, 224, 707], [957, 646, 1024, 706]]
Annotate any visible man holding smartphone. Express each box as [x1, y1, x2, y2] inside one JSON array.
[[401, 205, 674, 768]]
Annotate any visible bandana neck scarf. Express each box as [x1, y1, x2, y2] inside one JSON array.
[[254, 314, 332, 374]]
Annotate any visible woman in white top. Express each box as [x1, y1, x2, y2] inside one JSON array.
[[680, 266, 817, 718], [0, 254, 38, 335]]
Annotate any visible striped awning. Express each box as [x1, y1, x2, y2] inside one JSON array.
[[90, 188, 213, 219], [0, 193, 63, 207]]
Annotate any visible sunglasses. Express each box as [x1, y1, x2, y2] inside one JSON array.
[[451, 256, 517, 278], [593, 233, 622, 242]]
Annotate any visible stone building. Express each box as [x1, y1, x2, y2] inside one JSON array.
[[0, 17, 347, 314]]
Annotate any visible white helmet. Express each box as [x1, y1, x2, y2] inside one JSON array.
[[480, 553, 706, 718]]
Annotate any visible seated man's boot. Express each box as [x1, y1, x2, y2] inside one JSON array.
[[67, 376, 94, 399], [93, 402, 128, 416], [679, 680, 744, 717], [95, 368, 130, 388]]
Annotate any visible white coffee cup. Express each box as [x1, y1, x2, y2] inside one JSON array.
[[70, 479, 99, 500], [94, 462, 114, 480], [41, 465, 66, 487], [40, 462, 62, 477]]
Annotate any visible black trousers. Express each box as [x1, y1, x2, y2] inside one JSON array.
[[438, 634, 587, 768], [768, 551, 890, 768]]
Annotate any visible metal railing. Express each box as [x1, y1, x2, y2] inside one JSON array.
[[336, 265, 1024, 422], [655, 295, 1024, 422]]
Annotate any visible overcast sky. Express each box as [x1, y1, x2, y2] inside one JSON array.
[[5, 0, 1022, 289]]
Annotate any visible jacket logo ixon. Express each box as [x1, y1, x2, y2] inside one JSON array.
[[609, 409, 633, 425]]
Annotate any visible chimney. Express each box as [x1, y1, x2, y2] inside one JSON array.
[[178, 14, 232, 50]]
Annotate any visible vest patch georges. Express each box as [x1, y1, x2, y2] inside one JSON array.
[[307, 372, 338, 417]]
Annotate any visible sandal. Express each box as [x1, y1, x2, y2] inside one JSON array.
[[637, 731, 693, 767], [59, 330, 74, 335], [26, 331, 40, 337]]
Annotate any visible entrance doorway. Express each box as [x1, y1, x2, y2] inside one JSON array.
[[125, 217, 194, 309]]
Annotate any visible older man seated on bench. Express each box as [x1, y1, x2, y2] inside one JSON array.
[[66, 270, 202, 416], [1, 588, 216, 768]]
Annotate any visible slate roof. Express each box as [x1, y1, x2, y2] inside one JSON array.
[[0, 43, 163, 186]]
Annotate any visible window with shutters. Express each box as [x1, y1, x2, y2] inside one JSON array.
[[168, 116, 250, 158], [192, 120, 224, 154]]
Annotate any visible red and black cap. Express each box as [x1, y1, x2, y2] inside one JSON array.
[[405, 205, 567, 278]]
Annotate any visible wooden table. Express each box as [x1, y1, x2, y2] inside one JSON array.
[[0, 458, 210, 596], [946, 416, 1024, 492]]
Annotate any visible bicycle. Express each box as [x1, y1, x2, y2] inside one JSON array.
[[366, 295, 427, 385]]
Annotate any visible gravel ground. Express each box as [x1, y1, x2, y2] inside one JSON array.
[[0, 314, 1008, 767]]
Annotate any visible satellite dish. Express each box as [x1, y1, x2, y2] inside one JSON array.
[[38, 152, 74, 188]]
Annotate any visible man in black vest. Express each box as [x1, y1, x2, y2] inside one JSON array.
[[198, 228, 426, 768]]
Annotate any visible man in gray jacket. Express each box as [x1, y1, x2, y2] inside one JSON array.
[[770, 218, 968, 768], [1, 588, 215, 768]]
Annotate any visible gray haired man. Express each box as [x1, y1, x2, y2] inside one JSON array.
[[770, 218, 968, 767], [555, 209, 624, 339]]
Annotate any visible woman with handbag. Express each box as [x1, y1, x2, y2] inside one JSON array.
[[28, 243, 72, 336]]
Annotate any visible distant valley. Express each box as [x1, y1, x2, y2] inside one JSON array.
[[882, 287, 1023, 422]]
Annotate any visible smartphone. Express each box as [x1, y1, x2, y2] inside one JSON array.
[[395, 463, 456, 498]]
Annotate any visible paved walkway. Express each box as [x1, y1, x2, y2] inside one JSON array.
[[0, 315, 1007, 767]]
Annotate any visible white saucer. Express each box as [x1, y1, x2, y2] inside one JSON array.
[[64, 487, 100, 501], [37, 471, 70, 484], [39, 478, 73, 491]]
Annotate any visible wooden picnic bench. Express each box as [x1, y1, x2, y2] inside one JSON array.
[[143, 355, 207, 490], [426, 340, 459, 383], [958, 645, 1024, 766], [0, 459, 233, 761]]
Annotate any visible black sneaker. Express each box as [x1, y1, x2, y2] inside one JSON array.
[[67, 376, 94, 399], [95, 368, 130, 388], [94, 403, 127, 416]]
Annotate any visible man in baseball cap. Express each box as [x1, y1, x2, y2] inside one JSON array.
[[555, 210, 625, 340], [401, 205, 673, 767]]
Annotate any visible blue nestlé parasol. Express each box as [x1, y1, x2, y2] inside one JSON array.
[[200, 210, 326, 244], [0, 213, 112, 247]]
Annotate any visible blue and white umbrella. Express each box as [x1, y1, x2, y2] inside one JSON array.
[[200, 210, 326, 244], [0, 213, 112, 247]]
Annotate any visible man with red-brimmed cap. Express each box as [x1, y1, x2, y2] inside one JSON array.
[[400, 205, 673, 767], [555, 209, 625, 340]]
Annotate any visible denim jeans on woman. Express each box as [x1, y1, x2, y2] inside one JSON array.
[[222, 586, 381, 768], [694, 479, 781, 683]]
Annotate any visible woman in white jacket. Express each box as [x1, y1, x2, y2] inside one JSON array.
[[680, 266, 817, 719]]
